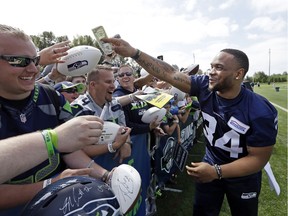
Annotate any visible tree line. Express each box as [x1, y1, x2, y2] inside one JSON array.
[[246, 72, 287, 84]]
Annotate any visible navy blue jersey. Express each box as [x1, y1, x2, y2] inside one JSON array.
[[113, 86, 151, 135], [0, 83, 73, 183], [190, 75, 278, 165], [160, 113, 174, 128]]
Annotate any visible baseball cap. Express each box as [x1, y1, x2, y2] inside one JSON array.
[[54, 81, 85, 94], [177, 100, 186, 108]]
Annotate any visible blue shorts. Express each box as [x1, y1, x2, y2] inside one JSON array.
[[193, 172, 262, 216]]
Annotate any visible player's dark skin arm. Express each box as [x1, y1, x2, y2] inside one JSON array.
[[102, 38, 191, 94], [136, 53, 191, 93], [186, 145, 273, 183]]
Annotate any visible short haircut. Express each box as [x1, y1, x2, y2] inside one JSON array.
[[66, 75, 87, 82], [87, 65, 113, 83], [119, 64, 133, 71], [0, 24, 31, 41], [118, 64, 136, 78], [221, 48, 249, 75]]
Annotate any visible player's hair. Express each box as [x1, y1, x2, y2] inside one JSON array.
[[0, 24, 31, 41], [221, 48, 249, 75]]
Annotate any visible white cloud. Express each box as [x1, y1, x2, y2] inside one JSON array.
[[244, 37, 287, 75], [0, 0, 286, 76], [206, 18, 233, 37], [219, 0, 235, 10], [184, 0, 197, 11], [246, 33, 261, 40], [251, 0, 288, 13], [245, 17, 286, 33], [207, 6, 216, 12]]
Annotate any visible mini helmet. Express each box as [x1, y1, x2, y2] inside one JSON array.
[[21, 176, 121, 216]]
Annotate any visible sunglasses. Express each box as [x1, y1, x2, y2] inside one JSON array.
[[118, 72, 133, 77], [61, 88, 78, 94], [0, 55, 40, 67]]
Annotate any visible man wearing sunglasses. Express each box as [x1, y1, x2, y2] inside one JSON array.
[[113, 64, 165, 216], [54, 81, 85, 103], [0, 24, 117, 215]]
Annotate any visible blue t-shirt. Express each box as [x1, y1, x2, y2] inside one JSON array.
[[0, 83, 73, 183], [190, 75, 278, 165]]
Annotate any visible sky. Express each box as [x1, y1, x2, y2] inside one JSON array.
[[1, 0, 287, 77]]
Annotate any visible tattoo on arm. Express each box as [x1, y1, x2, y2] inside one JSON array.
[[138, 57, 174, 78], [137, 53, 191, 90], [174, 75, 191, 86]]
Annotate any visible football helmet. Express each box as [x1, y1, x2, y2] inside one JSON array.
[[21, 176, 121, 216]]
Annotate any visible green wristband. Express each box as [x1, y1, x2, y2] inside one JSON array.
[[48, 129, 58, 149], [41, 130, 56, 158]]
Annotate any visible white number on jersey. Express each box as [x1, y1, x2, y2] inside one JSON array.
[[202, 112, 243, 158]]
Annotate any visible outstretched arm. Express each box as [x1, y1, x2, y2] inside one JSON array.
[[102, 38, 191, 94], [38, 40, 70, 65], [0, 115, 103, 184]]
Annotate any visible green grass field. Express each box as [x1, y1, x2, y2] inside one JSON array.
[[156, 83, 287, 216]]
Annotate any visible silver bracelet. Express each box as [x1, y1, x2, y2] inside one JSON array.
[[86, 159, 95, 168], [129, 94, 135, 103], [214, 164, 222, 180], [43, 178, 52, 188], [108, 142, 116, 153]]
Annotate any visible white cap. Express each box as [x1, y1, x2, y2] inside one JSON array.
[[169, 86, 186, 101], [177, 100, 186, 108]]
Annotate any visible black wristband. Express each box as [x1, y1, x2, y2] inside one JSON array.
[[131, 49, 141, 60]]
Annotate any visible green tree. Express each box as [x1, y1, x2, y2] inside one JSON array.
[[71, 35, 97, 47], [30, 31, 57, 51], [56, 35, 69, 42], [253, 71, 268, 83], [30, 35, 42, 51], [245, 75, 253, 82]]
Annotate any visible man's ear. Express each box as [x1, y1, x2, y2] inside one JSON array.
[[236, 68, 245, 80], [89, 81, 95, 87]]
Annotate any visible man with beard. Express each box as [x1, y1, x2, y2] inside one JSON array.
[[101, 37, 278, 216]]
